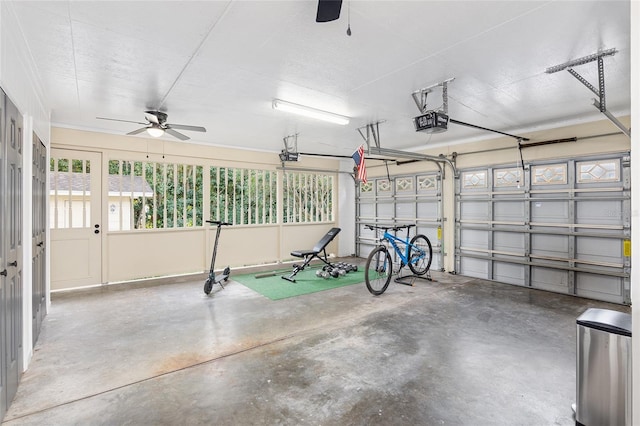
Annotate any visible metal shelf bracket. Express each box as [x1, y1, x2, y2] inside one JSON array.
[[546, 48, 630, 138]]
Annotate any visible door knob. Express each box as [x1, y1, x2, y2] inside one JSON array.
[[8, 261, 17, 267], [0, 269, 6, 276], [37, 242, 44, 247]]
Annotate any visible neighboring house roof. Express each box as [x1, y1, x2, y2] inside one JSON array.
[[50, 172, 154, 197]]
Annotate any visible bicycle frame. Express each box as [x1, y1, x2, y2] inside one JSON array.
[[379, 228, 425, 269]]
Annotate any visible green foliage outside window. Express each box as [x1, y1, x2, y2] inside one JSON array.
[[210, 167, 277, 225], [109, 160, 203, 230], [105, 160, 333, 230], [283, 172, 333, 223]]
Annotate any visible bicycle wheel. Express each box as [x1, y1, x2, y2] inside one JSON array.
[[408, 234, 433, 276], [365, 246, 393, 295]]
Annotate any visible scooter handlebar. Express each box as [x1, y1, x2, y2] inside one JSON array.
[[206, 220, 232, 226]]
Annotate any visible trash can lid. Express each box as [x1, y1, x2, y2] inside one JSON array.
[[577, 308, 631, 337]]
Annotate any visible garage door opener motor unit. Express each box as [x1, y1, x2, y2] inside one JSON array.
[[412, 78, 453, 135], [413, 110, 448, 133]]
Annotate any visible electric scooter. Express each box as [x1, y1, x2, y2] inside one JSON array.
[[204, 220, 231, 295]]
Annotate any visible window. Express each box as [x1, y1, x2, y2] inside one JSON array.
[[494, 168, 523, 188], [283, 172, 334, 223], [49, 157, 91, 229], [576, 159, 620, 183], [108, 160, 203, 230], [531, 163, 567, 185], [462, 170, 487, 189], [66, 158, 335, 230], [395, 177, 414, 192], [209, 167, 277, 225]]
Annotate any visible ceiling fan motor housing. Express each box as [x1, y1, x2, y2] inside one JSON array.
[[146, 110, 168, 124]]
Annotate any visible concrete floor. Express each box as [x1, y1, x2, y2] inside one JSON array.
[[2, 266, 630, 425]]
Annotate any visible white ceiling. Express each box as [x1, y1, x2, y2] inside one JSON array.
[[9, 1, 631, 157]]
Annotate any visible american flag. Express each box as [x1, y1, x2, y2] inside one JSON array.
[[352, 145, 367, 183]]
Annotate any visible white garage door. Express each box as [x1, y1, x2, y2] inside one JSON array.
[[456, 153, 630, 304], [356, 173, 443, 272]]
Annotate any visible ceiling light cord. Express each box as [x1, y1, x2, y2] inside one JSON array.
[[346, 0, 351, 36]]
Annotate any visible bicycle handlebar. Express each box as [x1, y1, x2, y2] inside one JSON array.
[[206, 220, 232, 226], [365, 224, 415, 232]]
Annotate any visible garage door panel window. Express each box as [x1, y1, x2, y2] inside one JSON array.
[[376, 179, 392, 194], [494, 168, 522, 188], [531, 164, 567, 185], [462, 170, 487, 189], [576, 159, 620, 183], [359, 181, 373, 195]]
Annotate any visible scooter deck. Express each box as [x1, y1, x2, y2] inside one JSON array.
[[214, 273, 229, 284]]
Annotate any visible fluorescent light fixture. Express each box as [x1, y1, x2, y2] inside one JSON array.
[[146, 126, 164, 138], [272, 99, 349, 125]]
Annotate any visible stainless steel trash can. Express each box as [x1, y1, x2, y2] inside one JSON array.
[[575, 308, 632, 426]]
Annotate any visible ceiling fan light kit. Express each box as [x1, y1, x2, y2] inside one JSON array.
[[272, 99, 350, 125], [146, 125, 165, 138]]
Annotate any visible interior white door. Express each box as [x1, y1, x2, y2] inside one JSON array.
[[50, 149, 102, 290], [32, 136, 47, 342]]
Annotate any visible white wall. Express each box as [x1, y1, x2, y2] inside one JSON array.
[[51, 128, 342, 286], [0, 3, 50, 143], [337, 160, 356, 257], [0, 2, 51, 370], [630, 0, 639, 421]]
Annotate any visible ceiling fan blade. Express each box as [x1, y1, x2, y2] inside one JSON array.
[[127, 127, 148, 136], [144, 112, 160, 124], [165, 128, 190, 141], [316, 0, 342, 22], [167, 124, 206, 132], [97, 117, 146, 125]]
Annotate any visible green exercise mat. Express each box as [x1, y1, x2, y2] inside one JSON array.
[[233, 267, 365, 300]]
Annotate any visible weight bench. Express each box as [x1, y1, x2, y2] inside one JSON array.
[[282, 227, 341, 283]]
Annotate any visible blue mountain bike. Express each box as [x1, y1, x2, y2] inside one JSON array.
[[364, 224, 433, 295]]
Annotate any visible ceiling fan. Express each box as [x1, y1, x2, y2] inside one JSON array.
[[97, 111, 206, 141]]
